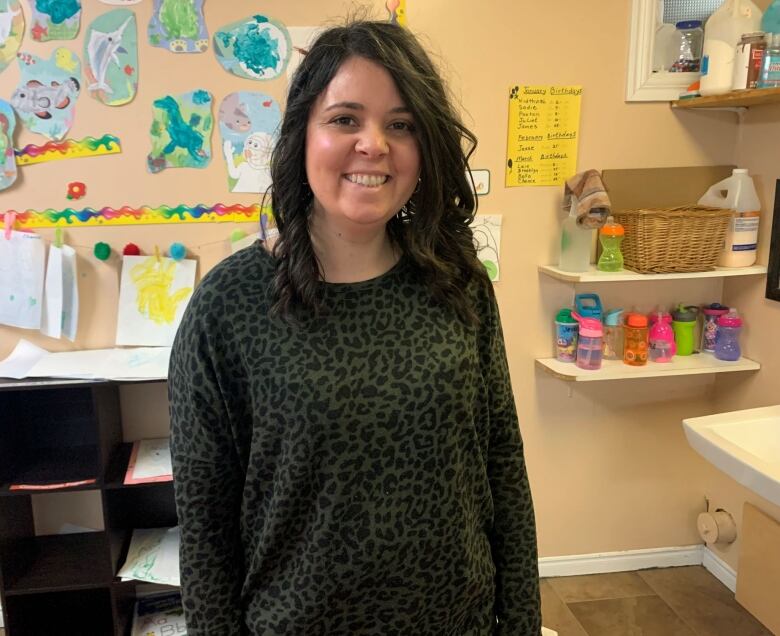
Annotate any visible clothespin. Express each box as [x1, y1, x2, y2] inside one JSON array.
[[54, 227, 63, 248], [154, 245, 161, 263], [260, 213, 268, 241], [3, 211, 15, 240]]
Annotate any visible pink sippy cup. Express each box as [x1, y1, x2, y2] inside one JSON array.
[[648, 311, 676, 363], [571, 311, 603, 370]]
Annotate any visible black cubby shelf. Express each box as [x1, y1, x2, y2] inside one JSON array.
[[0, 378, 175, 636]]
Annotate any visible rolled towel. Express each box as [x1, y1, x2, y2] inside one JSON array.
[[563, 169, 611, 229]]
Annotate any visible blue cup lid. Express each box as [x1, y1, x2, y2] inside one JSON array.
[[604, 309, 624, 326], [676, 20, 702, 29]]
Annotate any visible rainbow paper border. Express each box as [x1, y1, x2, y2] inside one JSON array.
[[14, 135, 122, 166], [1, 203, 272, 228]]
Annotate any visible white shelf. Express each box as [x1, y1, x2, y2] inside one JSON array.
[[538, 264, 767, 283], [535, 354, 760, 382]]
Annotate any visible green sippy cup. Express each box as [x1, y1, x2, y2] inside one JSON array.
[[597, 216, 625, 272], [671, 304, 699, 356]]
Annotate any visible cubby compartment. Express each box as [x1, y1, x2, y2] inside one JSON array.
[[3, 587, 114, 636]]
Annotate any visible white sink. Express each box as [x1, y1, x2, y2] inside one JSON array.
[[683, 405, 780, 507]]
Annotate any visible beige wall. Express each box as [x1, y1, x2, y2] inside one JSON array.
[[2, 0, 764, 561]]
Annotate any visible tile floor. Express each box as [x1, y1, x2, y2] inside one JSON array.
[[542, 566, 773, 636]]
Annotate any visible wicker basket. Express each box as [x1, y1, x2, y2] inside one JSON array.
[[611, 205, 733, 274]]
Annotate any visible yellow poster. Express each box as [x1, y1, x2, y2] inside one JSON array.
[[505, 85, 582, 187]]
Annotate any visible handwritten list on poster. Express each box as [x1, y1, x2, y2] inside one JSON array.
[[505, 85, 582, 187]]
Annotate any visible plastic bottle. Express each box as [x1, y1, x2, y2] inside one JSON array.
[[761, 0, 780, 33], [759, 33, 780, 87], [597, 216, 625, 272], [623, 313, 649, 367], [648, 311, 676, 363], [697, 168, 761, 267], [671, 304, 699, 356], [701, 303, 730, 353], [559, 208, 594, 273], [699, 0, 763, 97], [670, 20, 704, 72], [574, 293, 602, 322], [554, 308, 578, 363], [602, 309, 624, 361], [714, 308, 743, 361], [571, 312, 603, 370]]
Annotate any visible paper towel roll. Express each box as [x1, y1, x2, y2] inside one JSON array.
[[697, 509, 737, 544]]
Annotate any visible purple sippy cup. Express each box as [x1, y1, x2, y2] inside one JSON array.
[[701, 303, 729, 353]]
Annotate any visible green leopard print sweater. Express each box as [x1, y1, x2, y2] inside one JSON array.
[[169, 242, 541, 635]]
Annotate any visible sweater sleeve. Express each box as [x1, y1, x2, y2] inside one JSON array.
[[480, 287, 542, 635], [169, 288, 246, 635]]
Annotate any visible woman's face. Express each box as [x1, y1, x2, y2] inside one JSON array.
[[305, 56, 421, 237]]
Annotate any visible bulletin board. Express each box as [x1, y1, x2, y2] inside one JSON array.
[[0, 1, 366, 356]]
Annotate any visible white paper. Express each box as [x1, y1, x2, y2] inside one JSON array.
[[41, 244, 64, 339], [0, 339, 49, 379], [27, 346, 170, 381], [130, 438, 172, 481], [119, 527, 180, 586], [471, 214, 502, 282], [61, 245, 79, 341], [287, 27, 325, 79], [0, 231, 46, 329], [116, 255, 196, 347]]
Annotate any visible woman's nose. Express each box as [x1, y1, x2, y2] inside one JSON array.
[[355, 125, 389, 157]]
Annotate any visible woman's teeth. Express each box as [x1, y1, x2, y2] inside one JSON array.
[[346, 174, 388, 187]]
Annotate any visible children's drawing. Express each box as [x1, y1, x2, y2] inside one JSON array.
[[100, 0, 141, 4], [386, 0, 407, 26], [147, 89, 212, 173], [286, 26, 323, 80], [214, 14, 291, 80], [148, 0, 207, 53], [0, 100, 17, 191], [0, 0, 24, 73], [11, 48, 81, 140], [0, 230, 45, 330], [116, 255, 195, 346], [471, 214, 502, 282], [85, 9, 138, 106], [219, 92, 279, 193], [27, 0, 81, 41]]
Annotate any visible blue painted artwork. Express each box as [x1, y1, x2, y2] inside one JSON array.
[[218, 91, 280, 193], [11, 48, 81, 140], [0, 99, 17, 191], [84, 9, 138, 106], [213, 14, 291, 81], [147, 89, 212, 173], [27, 0, 81, 41], [148, 0, 208, 53]]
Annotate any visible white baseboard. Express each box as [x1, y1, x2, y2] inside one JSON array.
[[539, 545, 704, 578], [702, 546, 737, 593]]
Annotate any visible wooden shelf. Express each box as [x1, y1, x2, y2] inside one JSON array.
[[672, 87, 780, 109], [539, 264, 767, 283], [535, 354, 760, 382]]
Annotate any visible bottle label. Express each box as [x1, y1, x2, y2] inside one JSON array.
[[701, 55, 709, 76]]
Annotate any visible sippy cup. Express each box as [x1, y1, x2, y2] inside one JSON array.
[[554, 308, 578, 362], [648, 311, 676, 363], [701, 303, 729, 353], [602, 309, 624, 360], [714, 308, 743, 361], [597, 216, 625, 272], [671, 304, 699, 356], [623, 312, 649, 366], [571, 311, 603, 370]]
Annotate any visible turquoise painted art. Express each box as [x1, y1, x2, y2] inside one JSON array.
[[148, 0, 208, 53], [147, 89, 212, 173], [0, 100, 17, 191], [213, 14, 291, 81], [27, 0, 81, 41], [11, 48, 81, 140], [84, 9, 138, 106]]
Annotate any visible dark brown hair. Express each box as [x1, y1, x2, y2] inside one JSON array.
[[267, 20, 487, 324]]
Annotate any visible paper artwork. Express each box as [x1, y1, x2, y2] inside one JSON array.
[[147, 89, 212, 173], [27, 0, 81, 41], [0, 100, 17, 191], [506, 85, 582, 187], [101, 0, 141, 4], [84, 9, 138, 106], [116, 254, 195, 346], [148, 0, 207, 53], [286, 26, 323, 80], [12, 48, 81, 140], [386, 0, 407, 26], [214, 15, 291, 81], [0, 230, 45, 329], [124, 438, 172, 484], [471, 214, 502, 282], [40, 243, 78, 340], [118, 526, 180, 586], [0, 0, 24, 73], [132, 592, 186, 636], [469, 169, 490, 196], [219, 92, 279, 193]]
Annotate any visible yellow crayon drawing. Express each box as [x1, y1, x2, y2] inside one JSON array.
[[130, 256, 192, 325]]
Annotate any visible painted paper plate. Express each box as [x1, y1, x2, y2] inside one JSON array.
[[218, 92, 280, 193], [12, 48, 81, 140], [213, 15, 291, 80], [85, 9, 138, 106], [27, 0, 81, 41], [148, 0, 208, 53], [0, 0, 24, 73], [147, 89, 212, 173], [0, 100, 17, 191]]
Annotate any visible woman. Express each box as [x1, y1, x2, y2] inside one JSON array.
[[169, 19, 541, 636]]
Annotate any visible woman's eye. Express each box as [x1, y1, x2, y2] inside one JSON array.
[[331, 116, 356, 126], [389, 121, 416, 132]]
